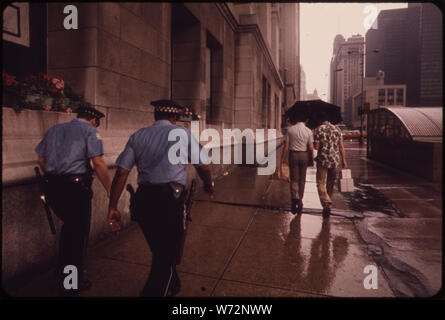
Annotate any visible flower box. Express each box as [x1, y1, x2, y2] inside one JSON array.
[[23, 94, 54, 110], [2, 72, 85, 114]]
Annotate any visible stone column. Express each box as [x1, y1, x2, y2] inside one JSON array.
[[234, 33, 253, 131]]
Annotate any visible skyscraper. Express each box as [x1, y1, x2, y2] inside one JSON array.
[[418, 3, 443, 106], [330, 34, 364, 127], [365, 3, 442, 106]]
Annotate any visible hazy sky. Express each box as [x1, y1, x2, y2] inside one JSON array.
[[300, 2, 408, 101]]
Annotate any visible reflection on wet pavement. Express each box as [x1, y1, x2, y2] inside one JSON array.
[[342, 184, 401, 217], [223, 210, 393, 297], [284, 216, 349, 294], [87, 143, 444, 297], [9, 142, 439, 298]]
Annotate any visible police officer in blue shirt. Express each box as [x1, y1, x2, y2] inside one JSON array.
[[35, 104, 111, 295], [107, 99, 214, 297]]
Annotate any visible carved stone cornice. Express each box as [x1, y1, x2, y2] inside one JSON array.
[[215, 3, 284, 88]]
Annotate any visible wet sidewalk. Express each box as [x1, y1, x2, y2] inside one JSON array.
[[9, 142, 442, 298]]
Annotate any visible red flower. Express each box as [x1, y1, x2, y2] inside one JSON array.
[[51, 88, 57, 94]]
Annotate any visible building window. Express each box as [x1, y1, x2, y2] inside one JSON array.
[[387, 88, 394, 105], [2, 3, 46, 80], [262, 77, 267, 126], [396, 88, 404, 105], [378, 89, 385, 106], [3, 3, 29, 47], [275, 94, 279, 129], [262, 76, 271, 128], [267, 83, 271, 128]]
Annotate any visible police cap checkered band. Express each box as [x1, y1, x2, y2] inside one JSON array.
[[77, 105, 105, 119], [150, 99, 184, 114]]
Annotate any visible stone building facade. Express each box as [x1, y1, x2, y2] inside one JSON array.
[[329, 34, 365, 127], [2, 2, 300, 290]]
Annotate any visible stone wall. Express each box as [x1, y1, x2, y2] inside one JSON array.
[[1, 108, 136, 290], [2, 2, 293, 289]]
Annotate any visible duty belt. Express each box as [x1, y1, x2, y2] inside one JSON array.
[[45, 173, 92, 185], [138, 182, 185, 200]]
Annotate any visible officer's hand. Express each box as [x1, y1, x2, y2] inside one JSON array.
[[107, 209, 121, 233], [204, 181, 215, 195]]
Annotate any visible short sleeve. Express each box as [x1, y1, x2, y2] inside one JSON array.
[[35, 135, 47, 158], [308, 130, 314, 144], [86, 129, 104, 158], [116, 136, 136, 171]]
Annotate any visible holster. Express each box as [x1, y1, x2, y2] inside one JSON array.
[[133, 182, 186, 221], [168, 182, 185, 201]]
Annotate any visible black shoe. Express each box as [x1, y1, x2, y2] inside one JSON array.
[[297, 205, 303, 214], [291, 199, 298, 215], [166, 278, 181, 297], [297, 200, 303, 214], [322, 207, 331, 218]]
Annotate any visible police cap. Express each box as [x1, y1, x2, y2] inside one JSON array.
[[77, 104, 105, 119], [150, 99, 184, 115]]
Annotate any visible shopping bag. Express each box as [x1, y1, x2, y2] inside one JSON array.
[[339, 169, 354, 192]]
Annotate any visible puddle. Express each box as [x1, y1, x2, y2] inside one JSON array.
[[342, 184, 400, 217]]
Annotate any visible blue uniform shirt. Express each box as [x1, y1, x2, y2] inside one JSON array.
[[116, 120, 208, 186], [35, 118, 104, 174]]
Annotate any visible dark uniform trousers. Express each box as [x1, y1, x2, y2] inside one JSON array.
[[45, 174, 93, 283], [135, 183, 185, 297]]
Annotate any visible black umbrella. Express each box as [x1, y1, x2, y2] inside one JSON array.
[[285, 99, 342, 129]]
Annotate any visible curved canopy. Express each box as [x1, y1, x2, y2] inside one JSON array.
[[386, 107, 442, 141]]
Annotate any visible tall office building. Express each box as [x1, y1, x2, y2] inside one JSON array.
[[330, 34, 364, 127], [418, 3, 442, 106], [365, 3, 442, 106]]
